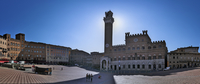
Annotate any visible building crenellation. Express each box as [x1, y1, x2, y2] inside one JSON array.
[[125, 31, 148, 37]]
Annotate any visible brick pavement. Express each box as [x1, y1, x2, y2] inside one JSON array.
[[3, 65, 200, 84], [0, 67, 48, 84], [0, 65, 115, 84]]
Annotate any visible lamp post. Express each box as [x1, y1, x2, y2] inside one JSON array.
[[118, 60, 120, 74], [118, 60, 120, 70]]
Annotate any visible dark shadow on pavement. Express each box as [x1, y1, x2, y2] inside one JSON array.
[[47, 72, 116, 84], [78, 66, 100, 72], [108, 67, 199, 76]]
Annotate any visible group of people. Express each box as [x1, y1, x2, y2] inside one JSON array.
[[86, 73, 93, 82]]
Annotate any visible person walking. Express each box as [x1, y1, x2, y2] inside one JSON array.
[[86, 73, 88, 81], [90, 74, 93, 82], [98, 75, 101, 79], [32, 64, 35, 72], [49, 68, 52, 75], [88, 74, 90, 81]]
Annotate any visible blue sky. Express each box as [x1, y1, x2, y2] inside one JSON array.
[[0, 0, 200, 53]]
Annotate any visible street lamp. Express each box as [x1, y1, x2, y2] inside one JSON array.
[[118, 60, 120, 70]]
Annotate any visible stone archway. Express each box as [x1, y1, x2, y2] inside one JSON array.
[[102, 60, 106, 69], [100, 56, 110, 71]]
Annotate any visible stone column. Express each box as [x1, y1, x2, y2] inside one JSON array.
[[106, 60, 108, 71], [100, 60, 102, 70], [156, 64, 158, 70], [117, 65, 119, 70], [135, 64, 137, 70], [145, 64, 148, 70]]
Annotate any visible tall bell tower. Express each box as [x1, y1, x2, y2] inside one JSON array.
[[104, 10, 114, 53]]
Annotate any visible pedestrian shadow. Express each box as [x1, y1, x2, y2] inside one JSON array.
[[47, 72, 116, 84]]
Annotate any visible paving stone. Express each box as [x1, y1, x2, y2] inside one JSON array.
[[0, 67, 48, 84]]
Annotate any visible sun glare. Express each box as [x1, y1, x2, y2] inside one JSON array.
[[113, 15, 126, 32]]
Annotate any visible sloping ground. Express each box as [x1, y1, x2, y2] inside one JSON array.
[[0, 65, 115, 84], [114, 67, 200, 84]]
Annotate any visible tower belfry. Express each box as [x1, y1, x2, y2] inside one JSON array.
[[104, 10, 114, 53]]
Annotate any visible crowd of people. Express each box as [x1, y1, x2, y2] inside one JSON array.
[[86, 73, 102, 82], [86, 73, 93, 82]]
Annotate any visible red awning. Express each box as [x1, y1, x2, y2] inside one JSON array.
[[0, 61, 9, 63]]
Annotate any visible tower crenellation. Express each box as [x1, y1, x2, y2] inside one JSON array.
[[142, 30, 148, 35], [125, 32, 130, 37]]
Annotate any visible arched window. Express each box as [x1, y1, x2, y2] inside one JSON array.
[[137, 65, 140, 68], [149, 65, 151, 69], [128, 65, 130, 68], [123, 48, 126, 51], [128, 47, 130, 50], [114, 58, 116, 61], [128, 57, 131, 60], [142, 46, 145, 49], [123, 57, 125, 60], [133, 65, 135, 68], [142, 65, 145, 69], [159, 45, 162, 48], [118, 57, 121, 61]]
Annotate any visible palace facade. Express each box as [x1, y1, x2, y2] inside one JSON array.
[[100, 10, 168, 71]]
